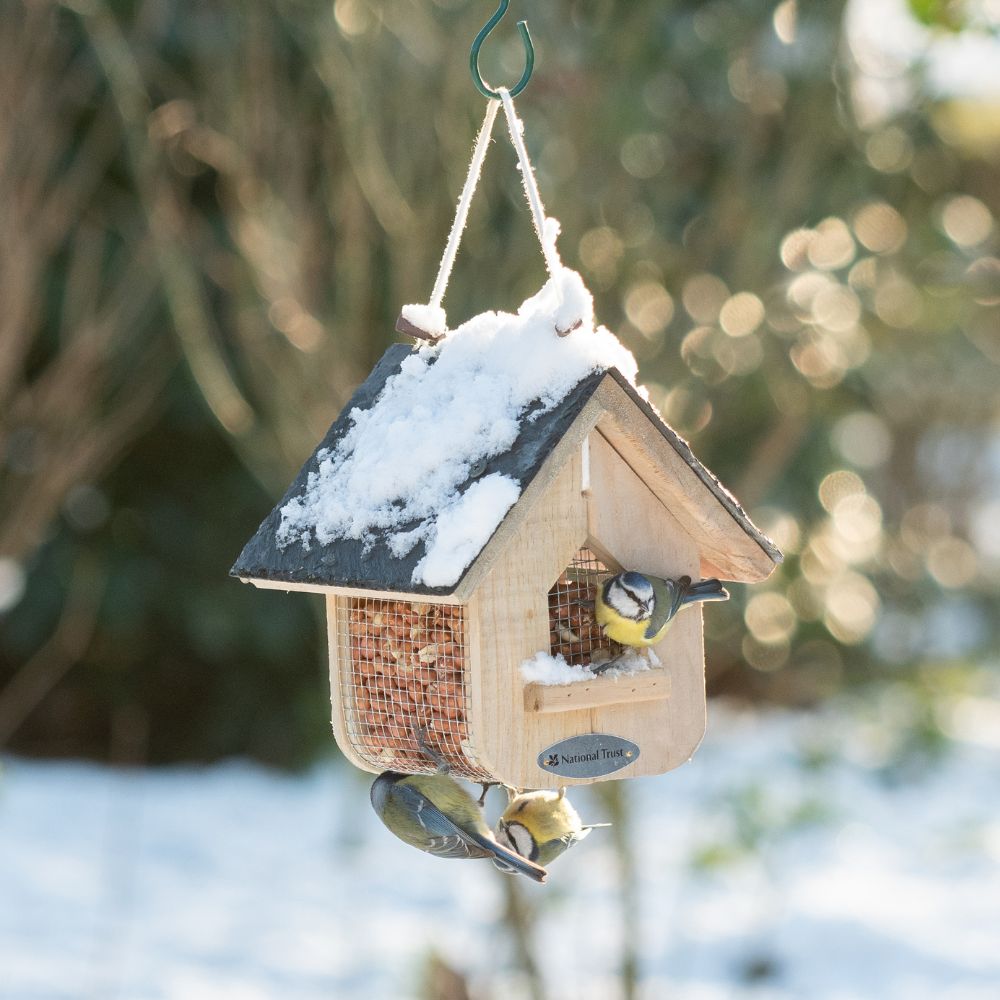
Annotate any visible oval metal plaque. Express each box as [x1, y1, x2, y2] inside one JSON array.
[[537, 733, 640, 778]]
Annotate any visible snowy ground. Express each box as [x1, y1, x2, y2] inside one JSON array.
[[2, 700, 999, 1000]]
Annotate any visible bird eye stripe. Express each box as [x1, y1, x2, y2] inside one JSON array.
[[507, 823, 538, 862]]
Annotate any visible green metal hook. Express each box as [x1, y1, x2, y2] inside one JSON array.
[[469, 0, 534, 100]]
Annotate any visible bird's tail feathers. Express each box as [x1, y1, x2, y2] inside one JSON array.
[[489, 842, 549, 882], [467, 820, 548, 882], [681, 578, 729, 605]]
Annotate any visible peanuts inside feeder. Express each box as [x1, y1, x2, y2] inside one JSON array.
[[337, 597, 489, 780]]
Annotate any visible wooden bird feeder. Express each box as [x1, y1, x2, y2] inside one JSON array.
[[232, 347, 782, 789]]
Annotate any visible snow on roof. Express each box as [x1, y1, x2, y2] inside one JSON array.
[[273, 267, 638, 589]]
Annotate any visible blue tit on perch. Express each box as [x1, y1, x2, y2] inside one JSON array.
[[595, 571, 729, 648], [495, 786, 610, 867], [369, 733, 548, 883]]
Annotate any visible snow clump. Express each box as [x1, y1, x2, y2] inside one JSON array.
[[520, 648, 657, 685]]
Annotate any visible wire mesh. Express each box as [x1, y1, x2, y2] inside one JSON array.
[[548, 546, 622, 668], [339, 598, 493, 780]]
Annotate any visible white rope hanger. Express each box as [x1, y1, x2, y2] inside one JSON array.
[[428, 100, 500, 317], [497, 87, 562, 280], [397, 88, 564, 343]]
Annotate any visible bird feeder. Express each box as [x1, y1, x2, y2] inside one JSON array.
[[233, 38, 781, 789], [232, 348, 782, 789]]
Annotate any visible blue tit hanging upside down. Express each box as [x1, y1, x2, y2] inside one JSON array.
[[369, 733, 548, 883], [595, 571, 729, 648], [495, 787, 610, 867]]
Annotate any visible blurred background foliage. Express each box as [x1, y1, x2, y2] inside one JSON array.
[[1, 0, 998, 768]]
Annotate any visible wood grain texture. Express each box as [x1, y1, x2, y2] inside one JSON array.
[[525, 668, 671, 713], [584, 431, 708, 779], [326, 595, 379, 774], [593, 380, 779, 582], [468, 448, 590, 788]]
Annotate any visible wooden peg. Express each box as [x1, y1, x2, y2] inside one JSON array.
[[396, 312, 444, 344]]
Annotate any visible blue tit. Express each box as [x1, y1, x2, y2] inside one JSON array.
[[370, 737, 548, 883], [595, 571, 728, 648], [495, 787, 610, 867]]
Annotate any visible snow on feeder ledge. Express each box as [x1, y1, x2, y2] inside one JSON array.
[[231, 267, 782, 789]]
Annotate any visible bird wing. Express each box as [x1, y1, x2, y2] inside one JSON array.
[[644, 575, 689, 640], [392, 781, 548, 881], [390, 781, 493, 860]]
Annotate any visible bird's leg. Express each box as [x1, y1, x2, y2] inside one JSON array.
[[590, 653, 625, 675], [476, 781, 500, 807], [589, 640, 631, 676], [416, 726, 449, 774]]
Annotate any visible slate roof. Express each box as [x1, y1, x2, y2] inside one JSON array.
[[231, 344, 782, 596]]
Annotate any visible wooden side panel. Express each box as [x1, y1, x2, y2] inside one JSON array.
[[326, 595, 378, 774], [585, 431, 707, 778], [468, 449, 589, 787]]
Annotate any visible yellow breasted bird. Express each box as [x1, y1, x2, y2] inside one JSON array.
[[495, 787, 610, 866], [370, 736, 548, 883], [595, 571, 729, 648]]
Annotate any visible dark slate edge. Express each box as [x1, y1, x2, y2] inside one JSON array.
[[603, 369, 784, 566], [230, 345, 608, 595], [227, 344, 448, 592]]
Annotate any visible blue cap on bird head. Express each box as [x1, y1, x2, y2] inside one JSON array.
[[620, 571, 653, 595]]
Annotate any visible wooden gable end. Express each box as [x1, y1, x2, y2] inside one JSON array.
[[590, 377, 781, 583]]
